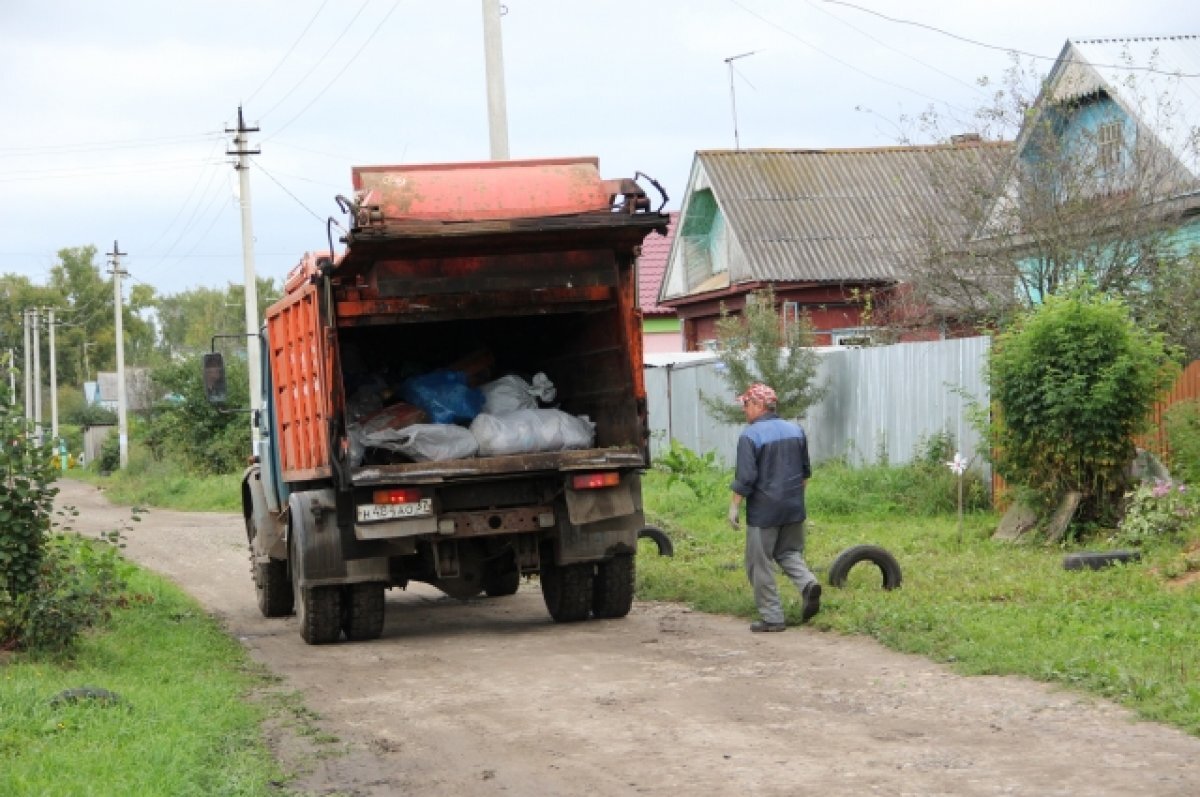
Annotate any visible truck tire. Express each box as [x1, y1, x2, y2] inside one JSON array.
[[827, 544, 903, 590], [483, 566, 521, 597], [291, 540, 343, 644], [592, 554, 635, 619], [254, 558, 294, 618], [637, 526, 674, 557], [1063, 550, 1141, 571], [540, 560, 594, 622], [342, 583, 386, 641]]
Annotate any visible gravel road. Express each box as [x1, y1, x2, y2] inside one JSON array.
[[56, 479, 1200, 797]]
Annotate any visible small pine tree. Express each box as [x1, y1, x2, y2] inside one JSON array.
[[701, 287, 827, 424]]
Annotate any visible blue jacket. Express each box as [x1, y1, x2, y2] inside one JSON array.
[[731, 412, 812, 528]]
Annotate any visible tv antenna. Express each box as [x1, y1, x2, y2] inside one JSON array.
[[724, 50, 759, 150]]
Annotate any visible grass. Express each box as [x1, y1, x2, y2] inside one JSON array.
[[0, 566, 286, 796], [71, 445, 241, 512], [638, 465, 1200, 736]]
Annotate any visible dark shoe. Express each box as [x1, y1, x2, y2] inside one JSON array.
[[802, 582, 822, 622], [750, 620, 786, 633]]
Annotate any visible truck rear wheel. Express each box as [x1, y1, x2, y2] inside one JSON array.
[[540, 560, 594, 622], [342, 583, 386, 641], [592, 554, 635, 619], [483, 554, 521, 597], [291, 542, 343, 644], [254, 558, 294, 618]]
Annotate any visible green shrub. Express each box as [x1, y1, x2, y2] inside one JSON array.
[[1113, 479, 1198, 547], [143, 358, 249, 476], [655, 440, 726, 499], [1164, 399, 1200, 485], [0, 405, 58, 599]]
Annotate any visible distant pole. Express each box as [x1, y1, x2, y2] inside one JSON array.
[[724, 51, 758, 151], [7, 348, 14, 405], [32, 308, 41, 445], [22, 310, 31, 422], [108, 240, 129, 469], [481, 0, 510, 159], [226, 106, 263, 445], [48, 307, 58, 442]]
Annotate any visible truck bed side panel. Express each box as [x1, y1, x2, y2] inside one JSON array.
[[266, 283, 332, 480]]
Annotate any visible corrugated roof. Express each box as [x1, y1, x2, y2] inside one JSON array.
[[693, 144, 1011, 285], [637, 212, 677, 316], [1055, 35, 1200, 181]]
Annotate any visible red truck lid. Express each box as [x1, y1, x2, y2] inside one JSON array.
[[350, 157, 613, 222]]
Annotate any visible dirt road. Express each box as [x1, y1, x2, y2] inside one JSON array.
[[56, 479, 1200, 796]]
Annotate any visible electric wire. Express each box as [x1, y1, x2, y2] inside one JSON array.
[[244, 0, 332, 106], [251, 158, 328, 226], [0, 132, 222, 158]]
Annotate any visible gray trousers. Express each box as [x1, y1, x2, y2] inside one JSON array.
[[744, 521, 817, 624]]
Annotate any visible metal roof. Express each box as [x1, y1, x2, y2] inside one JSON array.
[[690, 144, 1011, 287]]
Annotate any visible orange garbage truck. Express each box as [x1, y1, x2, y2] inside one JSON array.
[[206, 157, 669, 644]]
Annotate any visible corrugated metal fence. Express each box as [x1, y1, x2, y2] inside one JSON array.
[[644, 336, 992, 470]]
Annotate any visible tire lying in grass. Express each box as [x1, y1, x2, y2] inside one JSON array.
[[827, 544, 903, 590], [637, 526, 674, 557], [1062, 550, 1142, 571]]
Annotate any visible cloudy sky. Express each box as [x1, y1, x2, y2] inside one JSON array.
[[1, 0, 1195, 297]]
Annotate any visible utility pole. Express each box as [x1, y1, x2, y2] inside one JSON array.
[[7, 348, 14, 405], [226, 106, 263, 447], [22, 310, 31, 422], [32, 308, 41, 445], [108, 240, 129, 470], [481, 0, 510, 160], [48, 307, 59, 449], [724, 51, 758, 151]]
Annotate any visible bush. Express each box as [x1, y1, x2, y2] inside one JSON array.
[[1164, 399, 1200, 486], [1113, 479, 1198, 547], [654, 440, 726, 499], [143, 358, 249, 475], [0, 405, 58, 599]]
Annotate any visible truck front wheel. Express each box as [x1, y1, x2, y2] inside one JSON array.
[[540, 559, 593, 622], [592, 554, 635, 619], [342, 583, 386, 641], [291, 542, 343, 644]]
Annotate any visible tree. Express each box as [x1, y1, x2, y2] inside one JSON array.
[[700, 287, 826, 424], [897, 53, 1200, 354], [154, 277, 280, 359], [143, 355, 250, 475], [988, 291, 1178, 524]]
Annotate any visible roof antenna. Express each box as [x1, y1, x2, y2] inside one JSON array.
[[724, 51, 759, 150]]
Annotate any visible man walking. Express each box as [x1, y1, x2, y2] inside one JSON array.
[[727, 383, 821, 632]]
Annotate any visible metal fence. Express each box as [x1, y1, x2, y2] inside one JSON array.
[[644, 336, 992, 471]]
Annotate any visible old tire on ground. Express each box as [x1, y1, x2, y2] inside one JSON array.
[[342, 582, 386, 641], [827, 544, 903, 590], [1063, 550, 1142, 571], [291, 541, 342, 644], [637, 526, 674, 557], [483, 564, 521, 597], [540, 559, 594, 622], [592, 554, 635, 619], [254, 558, 294, 618]]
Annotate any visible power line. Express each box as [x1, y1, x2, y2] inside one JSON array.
[[0, 131, 222, 158], [820, 0, 1200, 78], [252, 158, 336, 224], [0, 157, 226, 183], [244, 0, 333, 106], [265, 0, 405, 141]]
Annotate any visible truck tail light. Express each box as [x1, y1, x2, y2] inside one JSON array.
[[572, 472, 620, 490], [373, 488, 423, 504]]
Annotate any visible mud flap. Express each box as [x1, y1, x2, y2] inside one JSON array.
[[245, 466, 286, 561], [289, 490, 388, 589], [557, 473, 642, 565]]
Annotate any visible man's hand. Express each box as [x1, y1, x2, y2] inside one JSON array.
[[727, 502, 740, 530]]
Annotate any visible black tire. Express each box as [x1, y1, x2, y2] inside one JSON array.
[[483, 565, 521, 597], [254, 558, 294, 618], [342, 583, 386, 641], [1063, 550, 1141, 571], [592, 554, 635, 619], [292, 540, 342, 644], [540, 560, 594, 622], [827, 544, 903, 590], [637, 526, 674, 557]]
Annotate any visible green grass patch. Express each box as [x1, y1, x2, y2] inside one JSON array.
[[0, 565, 284, 795], [639, 467, 1200, 736], [73, 445, 240, 512]]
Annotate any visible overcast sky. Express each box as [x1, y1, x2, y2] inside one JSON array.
[[1, 0, 1195, 297]]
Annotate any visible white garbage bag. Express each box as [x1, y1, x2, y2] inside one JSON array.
[[480, 372, 558, 415], [470, 409, 595, 457], [360, 423, 479, 463]]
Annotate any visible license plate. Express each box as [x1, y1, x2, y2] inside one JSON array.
[[357, 499, 433, 522]]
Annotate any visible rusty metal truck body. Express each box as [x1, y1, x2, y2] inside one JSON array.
[[239, 157, 668, 643]]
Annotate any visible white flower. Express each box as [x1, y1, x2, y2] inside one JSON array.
[[946, 451, 968, 476]]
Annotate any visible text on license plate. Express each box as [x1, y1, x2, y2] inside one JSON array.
[[357, 499, 433, 522]]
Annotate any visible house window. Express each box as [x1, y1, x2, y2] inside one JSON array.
[[1097, 121, 1122, 172]]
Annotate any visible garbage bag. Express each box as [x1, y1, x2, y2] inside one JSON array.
[[470, 409, 595, 457], [400, 370, 485, 425], [361, 423, 479, 463], [481, 372, 557, 415], [347, 402, 428, 467]]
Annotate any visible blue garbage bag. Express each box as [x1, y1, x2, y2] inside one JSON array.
[[400, 370, 485, 425]]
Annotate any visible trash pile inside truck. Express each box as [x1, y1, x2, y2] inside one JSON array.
[[344, 349, 596, 466]]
